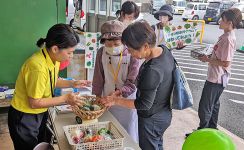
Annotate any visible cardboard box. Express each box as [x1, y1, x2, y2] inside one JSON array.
[[191, 44, 214, 59]]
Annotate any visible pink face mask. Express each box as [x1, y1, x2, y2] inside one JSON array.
[[59, 60, 70, 70]]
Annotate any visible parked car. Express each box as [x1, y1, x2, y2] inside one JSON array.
[[182, 2, 208, 21], [151, 0, 166, 14], [232, 2, 244, 28], [203, 1, 235, 24], [172, 0, 187, 15]]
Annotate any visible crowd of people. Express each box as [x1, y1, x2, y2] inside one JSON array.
[[8, 1, 243, 150]]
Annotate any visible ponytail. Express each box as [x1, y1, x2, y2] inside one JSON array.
[[36, 38, 46, 47], [36, 24, 79, 50], [116, 10, 121, 18]]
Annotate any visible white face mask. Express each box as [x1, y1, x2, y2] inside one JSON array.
[[105, 45, 124, 56]]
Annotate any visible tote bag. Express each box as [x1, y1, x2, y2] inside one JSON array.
[[170, 58, 193, 110]]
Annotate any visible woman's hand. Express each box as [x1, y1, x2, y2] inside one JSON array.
[[65, 92, 84, 106], [99, 96, 117, 108], [198, 55, 209, 63], [72, 80, 92, 88], [108, 90, 121, 97], [176, 40, 185, 49]]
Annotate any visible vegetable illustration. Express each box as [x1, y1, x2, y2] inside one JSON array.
[[185, 38, 192, 44], [196, 31, 201, 37], [177, 26, 182, 30], [184, 24, 191, 29], [164, 26, 171, 33]]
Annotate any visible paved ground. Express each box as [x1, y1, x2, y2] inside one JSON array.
[[172, 47, 244, 139], [164, 109, 244, 150]]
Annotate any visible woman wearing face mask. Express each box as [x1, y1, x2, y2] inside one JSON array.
[[8, 24, 91, 150], [152, 5, 184, 49], [100, 21, 175, 150], [116, 1, 140, 26], [92, 20, 140, 142]]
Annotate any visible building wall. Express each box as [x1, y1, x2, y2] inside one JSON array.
[[0, 0, 66, 84]]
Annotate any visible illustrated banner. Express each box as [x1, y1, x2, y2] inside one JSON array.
[[84, 32, 101, 69], [163, 23, 200, 49]]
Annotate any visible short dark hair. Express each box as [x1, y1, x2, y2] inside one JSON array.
[[221, 8, 242, 29], [36, 24, 80, 49], [100, 37, 121, 44], [122, 20, 156, 50], [116, 1, 140, 19]]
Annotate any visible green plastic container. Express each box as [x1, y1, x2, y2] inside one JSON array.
[[240, 46, 244, 51], [182, 129, 235, 150]]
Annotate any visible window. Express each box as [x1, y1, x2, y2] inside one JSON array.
[[194, 5, 198, 10], [89, 0, 95, 13], [222, 4, 228, 10], [99, 0, 107, 15], [199, 5, 206, 10], [111, 0, 121, 16], [209, 2, 220, 8], [178, 1, 186, 7], [186, 4, 194, 10]]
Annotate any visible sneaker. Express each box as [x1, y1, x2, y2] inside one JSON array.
[[185, 132, 192, 138]]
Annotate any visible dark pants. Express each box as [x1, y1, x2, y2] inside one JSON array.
[[8, 106, 48, 150], [138, 109, 172, 150], [198, 81, 224, 129]]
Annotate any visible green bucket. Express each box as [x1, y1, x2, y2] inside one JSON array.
[[182, 129, 235, 150], [240, 46, 244, 51]]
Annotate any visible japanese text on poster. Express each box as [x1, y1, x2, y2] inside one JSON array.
[[163, 23, 200, 49]]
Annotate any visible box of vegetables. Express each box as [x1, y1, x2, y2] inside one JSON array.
[[63, 121, 124, 150]]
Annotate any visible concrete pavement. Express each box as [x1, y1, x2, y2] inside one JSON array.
[[164, 108, 244, 150]]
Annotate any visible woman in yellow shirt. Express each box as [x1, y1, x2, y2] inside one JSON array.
[[8, 24, 90, 150]]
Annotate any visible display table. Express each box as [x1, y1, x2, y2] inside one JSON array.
[[0, 98, 11, 108], [48, 107, 141, 150]]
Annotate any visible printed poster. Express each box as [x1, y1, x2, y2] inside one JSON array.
[[163, 22, 201, 49], [84, 32, 101, 69]]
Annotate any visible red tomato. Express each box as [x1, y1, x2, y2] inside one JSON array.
[[91, 135, 104, 142]]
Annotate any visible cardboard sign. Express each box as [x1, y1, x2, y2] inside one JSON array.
[[163, 23, 200, 49], [84, 32, 101, 69]]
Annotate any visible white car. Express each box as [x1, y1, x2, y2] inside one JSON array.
[[172, 0, 186, 15], [182, 2, 208, 21]]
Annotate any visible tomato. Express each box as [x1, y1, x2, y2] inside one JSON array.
[[91, 135, 104, 142]]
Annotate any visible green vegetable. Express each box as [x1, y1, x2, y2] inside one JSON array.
[[98, 128, 109, 135], [91, 104, 101, 111], [172, 42, 176, 47], [193, 22, 198, 26], [82, 105, 91, 111]]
